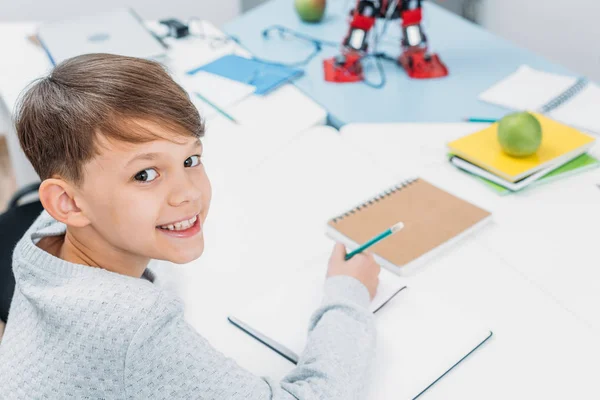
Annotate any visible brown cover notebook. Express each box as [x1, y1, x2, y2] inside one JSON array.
[[327, 178, 491, 272]]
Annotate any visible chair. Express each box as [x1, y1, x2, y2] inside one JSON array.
[[0, 183, 43, 323]]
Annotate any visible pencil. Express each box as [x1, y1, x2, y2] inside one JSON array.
[[463, 117, 498, 123], [345, 222, 404, 260], [195, 92, 238, 124]]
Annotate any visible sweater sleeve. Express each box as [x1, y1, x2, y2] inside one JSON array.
[[124, 276, 376, 400]]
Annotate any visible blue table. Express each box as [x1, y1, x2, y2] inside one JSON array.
[[224, 0, 577, 128]]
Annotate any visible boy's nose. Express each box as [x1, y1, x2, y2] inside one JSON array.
[[167, 174, 202, 207]]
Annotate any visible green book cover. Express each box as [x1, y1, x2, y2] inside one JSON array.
[[454, 153, 600, 195]]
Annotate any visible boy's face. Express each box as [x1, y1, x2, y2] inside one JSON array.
[[77, 123, 211, 264]]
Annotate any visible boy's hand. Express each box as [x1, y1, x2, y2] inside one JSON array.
[[327, 243, 381, 300]]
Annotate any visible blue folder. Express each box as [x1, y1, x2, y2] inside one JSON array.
[[187, 54, 303, 95]]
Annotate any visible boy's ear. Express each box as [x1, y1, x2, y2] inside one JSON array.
[[38, 178, 91, 228]]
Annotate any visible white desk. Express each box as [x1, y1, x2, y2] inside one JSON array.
[[150, 122, 600, 399], [2, 19, 599, 399], [0, 20, 327, 189]]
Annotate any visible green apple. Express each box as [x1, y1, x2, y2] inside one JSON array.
[[294, 0, 326, 23], [497, 112, 543, 157]]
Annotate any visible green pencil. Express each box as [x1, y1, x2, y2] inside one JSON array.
[[464, 117, 498, 123], [345, 222, 404, 260], [195, 92, 238, 124]]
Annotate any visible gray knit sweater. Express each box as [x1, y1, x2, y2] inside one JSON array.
[[0, 212, 375, 399]]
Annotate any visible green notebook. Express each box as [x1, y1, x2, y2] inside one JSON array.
[[458, 153, 599, 195]]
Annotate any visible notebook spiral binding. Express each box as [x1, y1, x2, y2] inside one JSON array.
[[540, 77, 588, 113], [331, 178, 418, 223]]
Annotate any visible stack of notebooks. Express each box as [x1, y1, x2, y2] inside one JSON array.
[[447, 113, 598, 194]]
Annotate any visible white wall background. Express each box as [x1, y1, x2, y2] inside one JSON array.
[[0, 0, 241, 26], [478, 0, 600, 82]]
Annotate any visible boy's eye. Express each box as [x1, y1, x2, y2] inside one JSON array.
[[134, 168, 159, 182], [184, 155, 201, 168]]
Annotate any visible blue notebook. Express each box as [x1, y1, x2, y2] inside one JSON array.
[[187, 54, 303, 95]]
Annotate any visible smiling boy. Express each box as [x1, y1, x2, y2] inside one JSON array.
[[0, 54, 380, 399]]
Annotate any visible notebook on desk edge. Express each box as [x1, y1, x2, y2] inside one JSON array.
[[228, 261, 493, 400]]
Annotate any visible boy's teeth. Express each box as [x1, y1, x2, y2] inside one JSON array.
[[159, 215, 197, 231]]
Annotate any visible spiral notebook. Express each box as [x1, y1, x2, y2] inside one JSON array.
[[479, 65, 600, 133], [326, 178, 492, 275]]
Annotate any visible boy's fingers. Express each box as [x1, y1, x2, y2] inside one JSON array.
[[333, 242, 346, 258]]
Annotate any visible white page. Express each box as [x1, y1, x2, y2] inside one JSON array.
[[228, 84, 327, 129], [338, 122, 504, 211], [231, 253, 407, 361], [478, 65, 577, 111], [549, 82, 600, 134], [178, 71, 255, 115], [215, 126, 401, 282], [231, 254, 491, 400]]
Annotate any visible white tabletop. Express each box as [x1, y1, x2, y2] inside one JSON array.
[[150, 122, 600, 399]]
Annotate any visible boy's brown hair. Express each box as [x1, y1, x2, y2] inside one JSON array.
[[15, 53, 204, 185]]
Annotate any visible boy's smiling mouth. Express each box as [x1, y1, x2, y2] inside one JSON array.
[[156, 214, 202, 238], [157, 214, 198, 231]]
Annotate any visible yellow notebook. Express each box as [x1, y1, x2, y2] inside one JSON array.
[[447, 113, 596, 182]]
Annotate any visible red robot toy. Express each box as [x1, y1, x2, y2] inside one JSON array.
[[324, 0, 448, 82]]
